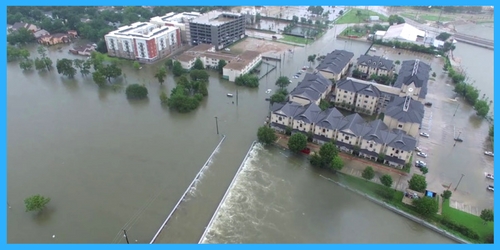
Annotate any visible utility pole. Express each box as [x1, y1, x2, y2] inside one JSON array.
[[236, 89, 239, 106], [214, 116, 219, 135], [454, 174, 465, 191], [123, 230, 130, 244], [453, 103, 460, 116]]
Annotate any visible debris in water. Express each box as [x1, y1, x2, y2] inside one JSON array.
[[52, 235, 56, 238]]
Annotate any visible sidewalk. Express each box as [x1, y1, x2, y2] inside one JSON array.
[[274, 133, 410, 191]]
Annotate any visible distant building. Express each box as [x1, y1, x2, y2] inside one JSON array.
[[104, 22, 181, 62], [10, 22, 39, 33], [356, 54, 395, 78], [69, 44, 97, 56], [289, 72, 333, 106], [37, 31, 76, 46], [383, 95, 425, 137], [382, 23, 427, 43], [188, 11, 246, 50], [316, 50, 354, 81], [393, 59, 431, 101], [150, 12, 201, 44], [33, 29, 50, 39], [223, 50, 262, 81]]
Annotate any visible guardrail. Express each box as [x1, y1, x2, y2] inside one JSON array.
[[149, 135, 227, 244], [198, 141, 259, 244]]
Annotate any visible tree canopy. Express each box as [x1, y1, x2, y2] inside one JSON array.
[[412, 197, 438, 217], [235, 74, 259, 88], [24, 194, 51, 212], [480, 209, 494, 224], [126, 84, 148, 99], [257, 126, 277, 145], [287, 133, 307, 153], [408, 174, 427, 192], [362, 166, 375, 181], [380, 174, 393, 188]]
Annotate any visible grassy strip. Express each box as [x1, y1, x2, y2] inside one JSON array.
[[280, 35, 311, 45], [336, 173, 492, 243], [336, 9, 388, 24]]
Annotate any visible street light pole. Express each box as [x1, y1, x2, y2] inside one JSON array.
[[453, 103, 460, 116], [123, 230, 130, 244], [214, 116, 219, 135], [454, 174, 465, 191]]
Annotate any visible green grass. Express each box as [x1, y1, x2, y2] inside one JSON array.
[[340, 27, 366, 37], [336, 173, 493, 243], [400, 13, 454, 22], [441, 199, 493, 241], [280, 35, 310, 45], [336, 9, 389, 24]]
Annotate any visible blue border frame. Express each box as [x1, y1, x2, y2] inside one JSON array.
[[2, 0, 498, 247]]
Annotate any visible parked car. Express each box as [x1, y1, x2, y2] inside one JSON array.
[[415, 160, 426, 168], [424, 102, 433, 107], [486, 174, 494, 180], [484, 151, 494, 157], [417, 152, 428, 158], [487, 185, 494, 192], [419, 132, 430, 138], [415, 147, 422, 152], [454, 137, 463, 142]]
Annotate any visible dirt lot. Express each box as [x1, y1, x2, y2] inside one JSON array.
[[229, 37, 294, 55]]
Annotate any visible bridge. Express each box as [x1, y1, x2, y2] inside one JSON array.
[[452, 33, 494, 50]]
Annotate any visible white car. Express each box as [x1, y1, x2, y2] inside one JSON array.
[[415, 160, 426, 167], [419, 132, 430, 138], [487, 185, 494, 192], [415, 147, 423, 152], [486, 174, 494, 180], [484, 151, 494, 157], [417, 152, 428, 158]]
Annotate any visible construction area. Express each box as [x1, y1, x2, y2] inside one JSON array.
[[229, 37, 294, 57]]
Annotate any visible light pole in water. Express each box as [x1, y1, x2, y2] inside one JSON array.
[[454, 174, 465, 191], [214, 116, 219, 135], [123, 230, 130, 244]]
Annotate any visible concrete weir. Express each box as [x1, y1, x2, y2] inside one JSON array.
[[198, 141, 258, 244], [149, 135, 227, 244]]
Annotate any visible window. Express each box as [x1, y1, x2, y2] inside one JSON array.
[[322, 128, 326, 133], [344, 90, 348, 93], [365, 95, 369, 98], [300, 123, 303, 128], [278, 117, 282, 121], [398, 124, 403, 128], [395, 150, 400, 154], [364, 100, 368, 103], [369, 144, 373, 148], [344, 136, 349, 140], [363, 105, 366, 108]]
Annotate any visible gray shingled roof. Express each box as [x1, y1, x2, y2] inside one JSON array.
[[315, 108, 344, 130], [387, 129, 417, 151], [357, 55, 394, 71], [385, 96, 425, 124], [316, 50, 354, 74], [362, 119, 391, 144], [393, 60, 430, 99], [339, 113, 366, 136], [336, 79, 382, 98], [290, 72, 332, 103], [294, 103, 322, 123], [271, 101, 303, 117]]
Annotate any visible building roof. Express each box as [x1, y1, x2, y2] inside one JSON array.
[[294, 103, 322, 124], [336, 79, 382, 98], [271, 101, 304, 117], [11, 22, 36, 31], [316, 50, 354, 74], [190, 11, 242, 26], [105, 22, 178, 40], [383, 23, 426, 42], [33, 29, 50, 38], [385, 95, 425, 125], [289, 72, 332, 103], [315, 108, 344, 130], [393, 59, 431, 99], [357, 55, 394, 71], [176, 53, 196, 63], [386, 129, 417, 152], [223, 50, 261, 71], [150, 12, 201, 24], [375, 30, 386, 37]]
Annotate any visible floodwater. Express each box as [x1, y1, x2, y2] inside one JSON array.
[[7, 16, 491, 244], [201, 144, 456, 244]]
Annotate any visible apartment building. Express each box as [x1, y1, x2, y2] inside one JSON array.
[[188, 11, 246, 50], [105, 22, 181, 62], [223, 50, 262, 81], [316, 50, 354, 81], [383, 95, 425, 137], [356, 55, 395, 78], [149, 12, 201, 44], [289, 72, 333, 106], [334, 78, 382, 115], [269, 102, 416, 168], [393, 59, 431, 101]]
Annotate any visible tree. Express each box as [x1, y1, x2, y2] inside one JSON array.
[[37, 46, 47, 58], [420, 166, 429, 175], [388, 15, 405, 25], [7, 28, 35, 45], [275, 76, 291, 89], [408, 174, 427, 192], [19, 59, 34, 71], [380, 174, 393, 188], [235, 74, 259, 88], [92, 71, 106, 87], [56, 58, 77, 78], [330, 156, 344, 172], [159, 90, 168, 104], [362, 166, 375, 181], [102, 63, 122, 82], [154, 67, 167, 85], [307, 54, 316, 66], [257, 126, 277, 145], [190, 69, 210, 82], [441, 190, 452, 200], [436, 32, 451, 41], [81, 60, 92, 77], [287, 133, 307, 153], [314, 142, 339, 169], [42, 57, 53, 72], [270, 93, 287, 104], [355, 10, 363, 22], [133, 61, 141, 70], [474, 100, 490, 117], [24, 194, 50, 212], [217, 59, 227, 74], [193, 58, 204, 70], [34, 58, 46, 71], [412, 197, 438, 217], [126, 84, 148, 99], [172, 60, 184, 77], [165, 58, 173, 69], [197, 82, 208, 96], [480, 209, 494, 225]]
